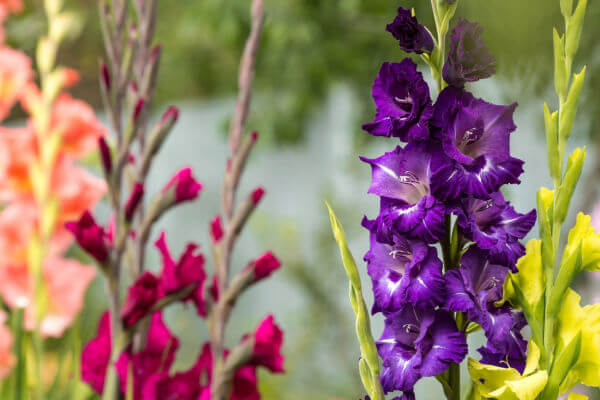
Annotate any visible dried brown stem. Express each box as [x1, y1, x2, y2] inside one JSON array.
[[209, 1, 265, 399]]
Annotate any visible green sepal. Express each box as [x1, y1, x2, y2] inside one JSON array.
[[560, 0, 573, 16], [542, 331, 582, 400], [555, 147, 585, 223], [553, 30, 567, 100], [548, 243, 582, 317], [565, 0, 587, 62], [543, 105, 560, 182], [326, 202, 384, 400], [559, 67, 586, 143]]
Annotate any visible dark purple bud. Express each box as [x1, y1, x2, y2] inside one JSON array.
[[386, 7, 434, 54], [442, 19, 496, 87], [100, 63, 111, 91], [98, 136, 113, 175], [133, 98, 146, 123], [124, 182, 145, 222]]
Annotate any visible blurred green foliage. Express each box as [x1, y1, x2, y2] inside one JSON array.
[[6, 1, 598, 146]]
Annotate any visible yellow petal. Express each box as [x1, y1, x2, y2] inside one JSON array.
[[557, 289, 600, 392]]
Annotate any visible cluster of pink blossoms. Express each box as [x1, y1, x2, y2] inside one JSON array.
[[67, 163, 284, 399]]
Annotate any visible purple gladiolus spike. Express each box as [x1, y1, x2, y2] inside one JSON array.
[[363, 60, 433, 141]]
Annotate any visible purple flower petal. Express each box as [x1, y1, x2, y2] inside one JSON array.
[[377, 305, 467, 393], [362, 60, 433, 141], [431, 87, 523, 199], [362, 226, 444, 312], [442, 19, 496, 87], [455, 192, 536, 269]]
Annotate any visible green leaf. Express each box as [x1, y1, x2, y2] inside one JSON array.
[[543, 105, 560, 182], [555, 147, 585, 223], [548, 243, 582, 317], [542, 331, 582, 399], [559, 67, 586, 142], [560, 0, 573, 16], [553, 29, 567, 100], [326, 202, 384, 400], [565, 0, 588, 61]]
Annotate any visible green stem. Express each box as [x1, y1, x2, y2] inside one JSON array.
[[12, 309, 25, 400], [448, 362, 460, 400]]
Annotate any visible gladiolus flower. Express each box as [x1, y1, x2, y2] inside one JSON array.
[[251, 314, 284, 373], [121, 272, 162, 327]]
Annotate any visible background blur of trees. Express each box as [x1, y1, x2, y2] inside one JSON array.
[[6, 1, 600, 398], [10, 1, 598, 147]]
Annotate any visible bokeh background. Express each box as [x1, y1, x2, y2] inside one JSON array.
[[6, 0, 600, 398]]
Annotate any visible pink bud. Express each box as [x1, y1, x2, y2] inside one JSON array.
[[100, 63, 111, 91], [121, 272, 162, 327], [65, 211, 110, 263], [133, 98, 146, 123], [251, 131, 259, 142], [98, 137, 113, 175], [210, 216, 224, 243], [124, 182, 145, 221], [251, 314, 284, 373], [161, 106, 179, 126], [162, 167, 203, 204], [151, 44, 162, 61], [251, 187, 265, 205], [251, 251, 281, 281]]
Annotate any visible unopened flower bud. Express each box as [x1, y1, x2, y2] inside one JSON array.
[[98, 136, 113, 175], [210, 216, 224, 243], [251, 187, 265, 206], [124, 182, 145, 222], [65, 211, 111, 264], [248, 252, 281, 281], [100, 63, 111, 91]]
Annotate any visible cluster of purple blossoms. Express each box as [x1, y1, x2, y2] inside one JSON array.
[[362, 7, 536, 398]]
